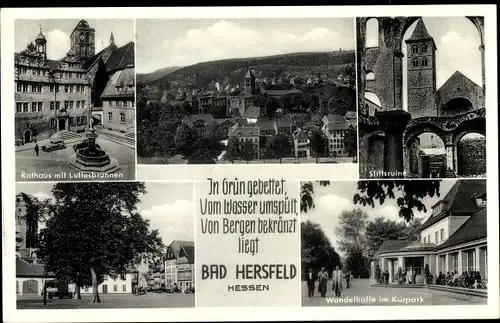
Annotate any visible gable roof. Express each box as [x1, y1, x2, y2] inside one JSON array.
[[405, 18, 437, 49], [166, 240, 195, 264], [376, 240, 412, 255], [437, 70, 482, 92], [16, 257, 55, 278], [105, 41, 135, 73], [100, 68, 135, 99], [242, 106, 261, 119], [438, 209, 487, 250], [419, 180, 485, 231], [183, 114, 216, 127]]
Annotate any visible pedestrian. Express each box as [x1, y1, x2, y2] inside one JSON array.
[[332, 266, 343, 297], [345, 271, 351, 289], [306, 268, 316, 298], [34, 143, 40, 156], [317, 267, 328, 297]]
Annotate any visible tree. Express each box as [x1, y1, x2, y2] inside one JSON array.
[[364, 217, 403, 260], [273, 134, 292, 164], [241, 139, 255, 164], [301, 220, 341, 275], [344, 125, 358, 162], [310, 131, 326, 163], [180, 101, 192, 115], [37, 182, 164, 303], [344, 249, 370, 278], [188, 146, 216, 164], [334, 208, 368, 254], [300, 180, 441, 222], [175, 125, 198, 158], [353, 180, 441, 222], [264, 97, 280, 118], [225, 137, 241, 164]]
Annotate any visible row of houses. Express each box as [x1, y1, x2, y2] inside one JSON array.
[[178, 109, 356, 160]]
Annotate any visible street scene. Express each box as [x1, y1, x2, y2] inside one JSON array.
[[357, 17, 486, 179], [136, 18, 357, 165], [300, 179, 488, 306], [14, 19, 136, 180], [16, 182, 195, 308]]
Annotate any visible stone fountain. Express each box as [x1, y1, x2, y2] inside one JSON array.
[[67, 118, 120, 174]]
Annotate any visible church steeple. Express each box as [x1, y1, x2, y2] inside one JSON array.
[[109, 32, 115, 45]]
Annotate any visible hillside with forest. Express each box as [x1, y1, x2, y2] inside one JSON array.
[[136, 66, 183, 83], [139, 50, 355, 91]]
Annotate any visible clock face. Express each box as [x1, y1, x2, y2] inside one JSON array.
[[80, 34, 85, 41]]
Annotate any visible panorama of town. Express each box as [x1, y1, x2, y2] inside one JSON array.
[[137, 52, 358, 165]]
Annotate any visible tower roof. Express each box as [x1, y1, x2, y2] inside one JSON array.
[[76, 19, 91, 29], [245, 69, 255, 79], [35, 26, 46, 43], [110, 32, 115, 45], [405, 18, 437, 49]]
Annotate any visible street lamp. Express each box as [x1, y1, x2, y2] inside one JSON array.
[[48, 70, 60, 134]]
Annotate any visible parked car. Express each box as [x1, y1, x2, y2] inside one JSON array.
[[44, 280, 73, 299], [42, 139, 66, 152], [185, 286, 195, 294]]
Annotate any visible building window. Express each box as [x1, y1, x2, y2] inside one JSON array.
[[23, 103, 29, 112], [450, 253, 458, 273], [113, 285, 118, 292], [120, 113, 126, 124], [30, 102, 36, 112], [17, 83, 22, 92], [412, 59, 419, 68], [124, 101, 128, 107], [50, 102, 55, 110], [23, 84, 29, 92], [412, 45, 418, 54], [50, 84, 55, 92], [56, 102, 60, 110], [82, 100, 86, 108], [70, 101, 75, 109], [65, 85, 69, 92], [421, 58, 428, 67], [70, 85, 74, 93], [16, 103, 22, 113], [421, 44, 428, 53], [435, 232, 438, 244], [132, 100, 135, 107], [103, 275, 108, 281], [64, 101, 69, 110], [440, 228, 444, 241], [122, 285, 126, 292], [108, 112, 113, 121], [50, 118, 56, 128], [465, 249, 476, 272], [37, 102, 43, 112], [423, 237, 427, 243], [76, 101, 80, 109]]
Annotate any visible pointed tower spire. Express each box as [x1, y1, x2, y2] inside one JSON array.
[[109, 32, 115, 45], [405, 18, 437, 49]]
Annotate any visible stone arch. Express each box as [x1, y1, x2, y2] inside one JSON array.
[[441, 97, 475, 117], [364, 91, 382, 116], [359, 130, 385, 178], [452, 117, 485, 176], [23, 129, 32, 144], [23, 279, 38, 294], [403, 122, 446, 148]]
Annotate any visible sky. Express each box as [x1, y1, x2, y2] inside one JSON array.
[[15, 19, 134, 61], [15, 182, 194, 248], [301, 180, 456, 257], [136, 18, 355, 74], [365, 17, 482, 110]]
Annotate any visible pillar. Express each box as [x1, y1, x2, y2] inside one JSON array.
[[388, 260, 394, 284], [445, 253, 449, 274], [457, 251, 463, 273], [475, 247, 480, 272], [375, 110, 411, 177], [403, 146, 410, 176], [445, 144, 455, 171], [480, 44, 485, 98]]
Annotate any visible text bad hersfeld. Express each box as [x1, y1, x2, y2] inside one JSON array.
[[201, 264, 297, 280]]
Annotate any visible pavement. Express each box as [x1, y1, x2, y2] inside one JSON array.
[[16, 138, 136, 181], [301, 279, 488, 307], [17, 292, 195, 309]]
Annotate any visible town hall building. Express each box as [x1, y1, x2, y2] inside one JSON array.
[[14, 19, 135, 144]]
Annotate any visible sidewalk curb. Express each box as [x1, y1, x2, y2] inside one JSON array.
[[15, 138, 84, 153]]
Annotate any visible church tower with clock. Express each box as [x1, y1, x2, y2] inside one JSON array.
[[405, 18, 438, 118], [70, 19, 95, 60]]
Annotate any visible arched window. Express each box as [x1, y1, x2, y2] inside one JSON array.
[[412, 45, 418, 55], [366, 18, 379, 47], [412, 59, 419, 68], [421, 58, 428, 67], [421, 44, 428, 53]]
